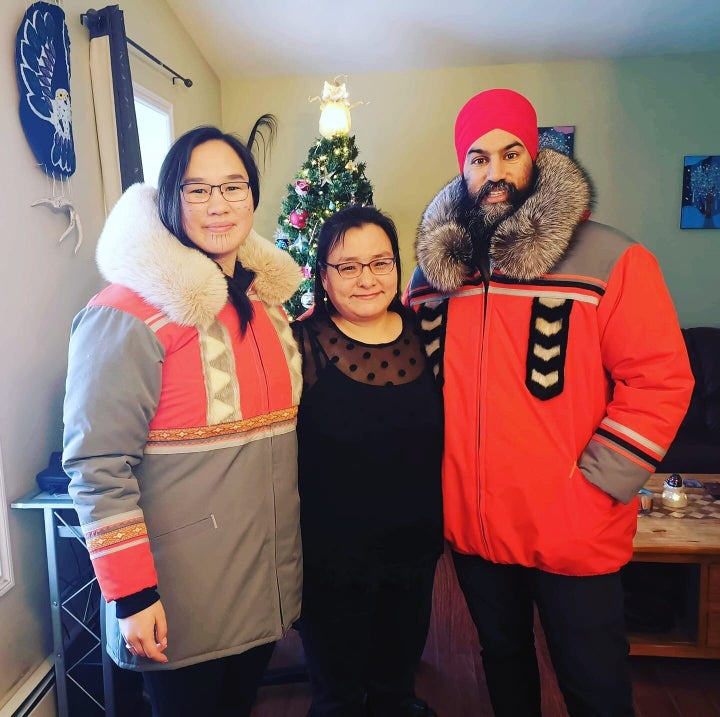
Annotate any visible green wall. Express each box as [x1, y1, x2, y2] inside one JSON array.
[[223, 51, 720, 328]]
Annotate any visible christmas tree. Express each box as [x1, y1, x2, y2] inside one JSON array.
[[276, 80, 374, 318]]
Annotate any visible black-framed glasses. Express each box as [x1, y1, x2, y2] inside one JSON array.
[[322, 257, 397, 279], [180, 181, 251, 203]]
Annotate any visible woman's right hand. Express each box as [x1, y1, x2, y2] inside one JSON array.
[[119, 600, 169, 663]]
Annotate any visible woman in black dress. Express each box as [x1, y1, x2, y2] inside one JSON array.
[[292, 205, 443, 717]]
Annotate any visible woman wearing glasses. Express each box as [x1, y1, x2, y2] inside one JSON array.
[[292, 205, 443, 717], [62, 125, 303, 716]]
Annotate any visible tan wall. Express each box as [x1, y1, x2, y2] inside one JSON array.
[[223, 52, 720, 327], [0, 0, 220, 705], [124, 0, 221, 134]]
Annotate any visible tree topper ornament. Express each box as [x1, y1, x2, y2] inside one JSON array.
[[309, 77, 364, 139]]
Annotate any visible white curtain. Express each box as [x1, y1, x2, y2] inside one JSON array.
[[83, 6, 143, 214]]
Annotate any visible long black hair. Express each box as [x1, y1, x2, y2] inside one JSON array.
[[313, 204, 404, 317], [156, 119, 276, 333]]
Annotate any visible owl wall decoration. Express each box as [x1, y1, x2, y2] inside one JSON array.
[[15, 1, 76, 178]]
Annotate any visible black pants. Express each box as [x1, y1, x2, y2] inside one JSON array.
[[141, 641, 275, 717], [453, 552, 634, 717], [299, 560, 437, 717]]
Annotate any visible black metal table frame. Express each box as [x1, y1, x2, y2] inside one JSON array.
[[12, 490, 115, 717]]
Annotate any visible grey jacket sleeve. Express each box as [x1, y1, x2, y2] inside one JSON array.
[[62, 304, 164, 531]]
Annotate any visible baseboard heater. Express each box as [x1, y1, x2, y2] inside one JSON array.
[[0, 658, 55, 717]]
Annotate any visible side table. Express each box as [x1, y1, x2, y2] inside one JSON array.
[[628, 473, 720, 658], [12, 489, 115, 716]]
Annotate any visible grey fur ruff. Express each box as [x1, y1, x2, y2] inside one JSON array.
[[416, 150, 593, 291]]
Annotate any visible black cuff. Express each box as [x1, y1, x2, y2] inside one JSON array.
[[115, 586, 160, 618]]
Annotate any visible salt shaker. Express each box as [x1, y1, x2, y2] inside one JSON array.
[[662, 473, 688, 509], [638, 488, 653, 513]]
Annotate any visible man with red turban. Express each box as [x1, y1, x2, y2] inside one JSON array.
[[404, 89, 694, 716]]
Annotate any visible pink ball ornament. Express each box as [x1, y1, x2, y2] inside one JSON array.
[[294, 179, 310, 196], [289, 209, 308, 229]]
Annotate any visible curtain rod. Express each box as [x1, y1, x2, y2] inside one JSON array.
[[125, 37, 193, 88], [80, 12, 193, 87]]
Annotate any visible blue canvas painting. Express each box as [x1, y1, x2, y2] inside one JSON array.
[[681, 155, 720, 229], [538, 126, 574, 157]]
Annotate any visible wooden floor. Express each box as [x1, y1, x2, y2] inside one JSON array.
[[252, 551, 720, 717]]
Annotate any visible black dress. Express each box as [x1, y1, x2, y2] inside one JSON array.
[[292, 310, 443, 717]]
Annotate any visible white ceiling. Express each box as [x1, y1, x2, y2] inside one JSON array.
[[166, 0, 720, 81]]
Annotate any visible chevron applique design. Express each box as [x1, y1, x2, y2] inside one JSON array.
[[417, 299, 449, 384], [199, 321, 241, 424], [526, 296, 572, 400]]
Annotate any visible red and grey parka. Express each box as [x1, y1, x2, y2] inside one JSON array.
[[63, 184, 303, 670]]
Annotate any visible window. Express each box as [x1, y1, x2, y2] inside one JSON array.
[[0, 439, 15, 596], [133, 84, 174, 187]]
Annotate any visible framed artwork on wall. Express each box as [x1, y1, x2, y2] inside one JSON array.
[[681, 155, 720, 229], [538, 126, 575, 157]]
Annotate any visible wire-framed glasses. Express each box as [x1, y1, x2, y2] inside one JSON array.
[[180, 182, 251, 203], [322, 257, 397, 279]]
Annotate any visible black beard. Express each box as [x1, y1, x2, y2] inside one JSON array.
[[470, 176, 535, 225], [457, 183, 496, 282], [457, 170, 536, 281]]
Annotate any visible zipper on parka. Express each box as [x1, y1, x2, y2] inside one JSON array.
[[246, 311, 289, 633], [476, 263, 492, 558]]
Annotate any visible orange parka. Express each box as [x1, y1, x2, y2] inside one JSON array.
[[405, 150, 694, 576]]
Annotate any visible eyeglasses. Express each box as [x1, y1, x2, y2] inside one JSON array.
[[180, 182, 251, 203], [322, 257, 397, 279]]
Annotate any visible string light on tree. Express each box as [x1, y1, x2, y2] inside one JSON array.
[[275, 78, 374, 318]]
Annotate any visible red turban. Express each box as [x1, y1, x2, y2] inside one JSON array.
[[454, 88, 538, 171]]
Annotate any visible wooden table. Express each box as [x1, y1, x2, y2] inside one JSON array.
[[629, 473, 720, 658]]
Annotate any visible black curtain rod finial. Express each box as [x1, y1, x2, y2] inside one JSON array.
[[126, 36, 193, 88], [82, 9, 193, 88], [80, 9, 105, 32]]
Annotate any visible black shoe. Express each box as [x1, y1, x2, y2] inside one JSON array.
[[400, 698, 438, 716], [367, 696, 439, 717]]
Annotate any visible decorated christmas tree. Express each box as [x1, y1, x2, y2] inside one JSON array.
[[276, 80, 374, 318]]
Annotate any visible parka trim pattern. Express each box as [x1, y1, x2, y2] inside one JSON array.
[[144, 406, 299, 453]]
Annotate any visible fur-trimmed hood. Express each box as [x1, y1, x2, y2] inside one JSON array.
[[416, 149, 593, 291], [96, 183, 302, 328]]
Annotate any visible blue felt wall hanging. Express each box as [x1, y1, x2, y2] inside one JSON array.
[[16, 1, 76, 177]]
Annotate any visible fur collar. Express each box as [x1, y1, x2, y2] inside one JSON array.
[[96, 183, 301, 328], [416, 150, 593, 291]]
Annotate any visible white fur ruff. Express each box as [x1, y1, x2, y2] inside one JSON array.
[[96, 184, 301, 328]]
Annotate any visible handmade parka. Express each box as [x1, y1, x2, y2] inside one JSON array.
[[404, 149, 694, 576], [63, 183, 303, 670]]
